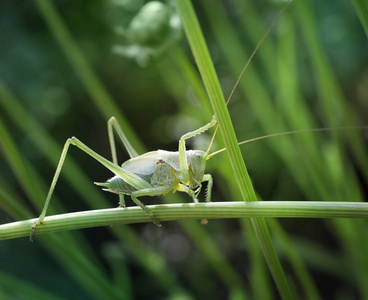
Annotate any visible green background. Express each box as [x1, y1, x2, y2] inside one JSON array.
[[0, 0, 367, 299]]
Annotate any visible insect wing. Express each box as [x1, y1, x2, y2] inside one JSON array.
[[157, 150, 181, 171], [122, 151, 161, 175]]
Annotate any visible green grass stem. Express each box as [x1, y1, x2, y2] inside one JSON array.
[[2, 201, 368, 241], [173, 1, 293, 298]]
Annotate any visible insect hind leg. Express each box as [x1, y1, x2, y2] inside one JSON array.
[[31, 136, 149, 240], [108, 117, 139, 160], [108, 117, 140, 208], [31, 138, 73, 241], [131, 185, 176, 227]]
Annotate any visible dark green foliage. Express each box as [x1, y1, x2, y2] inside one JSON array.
[[0, 0, 367, 299]]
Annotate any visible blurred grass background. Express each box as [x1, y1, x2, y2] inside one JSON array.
[[0, 0, 367, 299]]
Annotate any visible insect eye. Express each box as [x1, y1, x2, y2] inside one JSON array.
[[196, 153, 202, 159]]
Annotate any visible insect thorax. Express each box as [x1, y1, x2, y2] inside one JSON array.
[[151, 159, 179, 187]]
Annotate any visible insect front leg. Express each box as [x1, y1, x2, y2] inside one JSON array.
[[200, 174, 213, 226], [202, 174, 213, 202], [176, 184, 199, 202], [176, 174, 213, 203], [176, 180, 211, 226], [178, 116, 217, 184], [176, 184, 198, 203]]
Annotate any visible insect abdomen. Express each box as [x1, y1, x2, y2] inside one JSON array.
[[95, 174, 151, 195]]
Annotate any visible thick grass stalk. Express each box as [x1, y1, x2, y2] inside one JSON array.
[[173, 1, 293, 299], [2, 201, 368, 241]]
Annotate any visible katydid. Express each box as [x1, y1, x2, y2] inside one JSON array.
[[30, 116, 218, 238]]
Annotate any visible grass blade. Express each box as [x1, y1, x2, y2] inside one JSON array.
[[173, 1, 293, 298]]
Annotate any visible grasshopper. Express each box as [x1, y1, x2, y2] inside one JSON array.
[[31, 115, 218, 237]]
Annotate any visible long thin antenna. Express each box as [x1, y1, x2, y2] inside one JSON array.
[[207, 126, 368, 159], [206, 0, 291, 155], [226, 0, 291, 106]]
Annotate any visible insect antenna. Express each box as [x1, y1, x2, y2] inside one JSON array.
[[205, 0, 291, 156], [207, 126, 368, 159]]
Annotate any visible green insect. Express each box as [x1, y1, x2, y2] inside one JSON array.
[[31, 115, 218, 237], [96, 118, 217, 220]]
